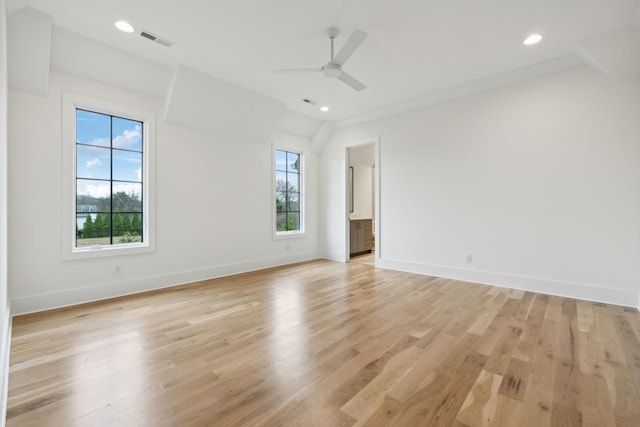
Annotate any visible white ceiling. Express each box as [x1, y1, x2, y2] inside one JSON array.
[[6, 0, 640, 122]]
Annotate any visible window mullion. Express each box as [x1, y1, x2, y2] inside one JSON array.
[[109, 116, 114, 245]]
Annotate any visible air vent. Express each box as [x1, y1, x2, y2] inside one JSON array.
[[140, 30, 173, 47]]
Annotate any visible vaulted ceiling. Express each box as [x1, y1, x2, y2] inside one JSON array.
[[6, 0, 640, 124]]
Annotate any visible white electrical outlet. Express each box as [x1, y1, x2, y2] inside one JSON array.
[[464, 254, 473, 264]]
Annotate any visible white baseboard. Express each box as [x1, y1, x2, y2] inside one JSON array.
[[319, 250, 345, 262], [10, 251, 320, 315], [1, 306, 11, 427], [11, 252, 638, 315], [376, 257, 639, 308]]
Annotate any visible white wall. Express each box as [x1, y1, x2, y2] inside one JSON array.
[[0, 0, 10, 421], [8, 70, 319, 314], [350, 165, 373, 220], [349, 144, 375, 220], [321, 66, 640, 307]]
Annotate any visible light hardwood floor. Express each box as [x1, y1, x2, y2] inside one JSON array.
[[7, 260, 640, 426], [350, 252, 375, 266]]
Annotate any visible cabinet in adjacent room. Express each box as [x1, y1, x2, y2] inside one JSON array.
[[350, 219, 373, 256]]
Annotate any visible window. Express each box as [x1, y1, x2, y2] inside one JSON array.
[[63, 94, 155, 259], [75, 109, 144, 247], [274, 148, 303, 235]]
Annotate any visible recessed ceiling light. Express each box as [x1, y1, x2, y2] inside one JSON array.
[[523, 33, 542, 46], [115, 20, 135, 34], [320, 106, 330, 112]]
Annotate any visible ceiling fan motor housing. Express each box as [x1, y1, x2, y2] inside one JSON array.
[[323, 63, 342, 78]]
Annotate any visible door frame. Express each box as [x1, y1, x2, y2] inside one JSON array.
[[345, 137, 380, 263]]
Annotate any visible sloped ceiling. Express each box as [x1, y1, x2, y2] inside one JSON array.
[[8, 10, 318, 142], [7, 7, 51, 96], [577, 26, 640, 79], [6, 0, 640, 132], [164, 65, 286, 142]]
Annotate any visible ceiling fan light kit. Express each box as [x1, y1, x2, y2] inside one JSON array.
[[275, 27, 368, 91]]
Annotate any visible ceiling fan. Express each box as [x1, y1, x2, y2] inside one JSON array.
[[275, 27, 368, 91]]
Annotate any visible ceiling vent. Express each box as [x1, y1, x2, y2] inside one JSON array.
[[140, 30, 173, 47]]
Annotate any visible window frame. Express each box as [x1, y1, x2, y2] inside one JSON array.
[[273, 144, 305, 239], [62, 93, 156, 260]]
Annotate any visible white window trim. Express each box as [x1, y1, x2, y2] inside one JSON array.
[[272, 143, 306, 239], [62, 93, 156, 260]]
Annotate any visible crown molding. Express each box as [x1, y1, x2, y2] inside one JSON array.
[[336, 54, 585, 129]]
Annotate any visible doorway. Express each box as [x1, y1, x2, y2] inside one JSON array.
[[346, 139, 379, 265]]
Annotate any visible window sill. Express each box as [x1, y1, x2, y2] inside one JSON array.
[[273, 231, 306, 240], [63, 242, 155, 261]]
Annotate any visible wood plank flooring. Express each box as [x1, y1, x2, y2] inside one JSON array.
[[6, 259, 640, 426]]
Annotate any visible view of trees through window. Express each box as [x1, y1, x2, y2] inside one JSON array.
[[275, 149, 301, 232], [76, 109, 144, 247]]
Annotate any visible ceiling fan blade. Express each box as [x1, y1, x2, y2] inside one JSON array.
[[332, 29, 367, 66], [274, 68, 322, 74], [338, 71, 366, 91]]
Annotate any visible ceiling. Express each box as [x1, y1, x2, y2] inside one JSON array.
[[6, 0, 640, 122]]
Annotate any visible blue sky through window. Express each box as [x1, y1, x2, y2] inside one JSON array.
[[76, 109, 143, 199]]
